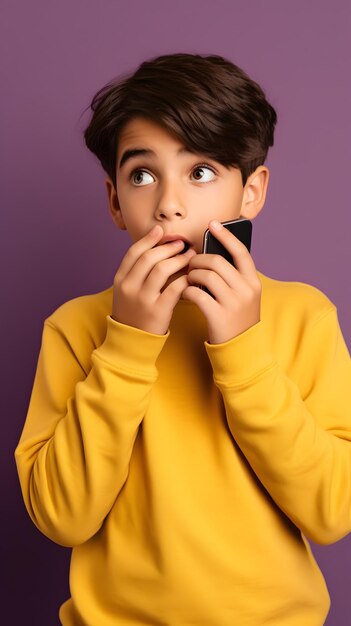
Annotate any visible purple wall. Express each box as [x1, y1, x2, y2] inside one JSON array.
[[3, 0, 351, 623]]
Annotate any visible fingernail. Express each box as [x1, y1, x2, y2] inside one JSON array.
[[210, 220, 222, 230]]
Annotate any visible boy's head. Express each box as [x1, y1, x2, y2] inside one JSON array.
[[84, 53, 277, 253]]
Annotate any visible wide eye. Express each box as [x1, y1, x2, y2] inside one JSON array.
[[191, 165, 216, 183], [130, 170, 155, 186]]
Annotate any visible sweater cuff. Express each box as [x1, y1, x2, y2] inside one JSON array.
[[205, 319, 277, 387], [92, 315, 170, 377]]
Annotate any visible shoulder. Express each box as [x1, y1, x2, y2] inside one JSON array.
[[44, 285, 114, 350], [257, 270, 336, 326]]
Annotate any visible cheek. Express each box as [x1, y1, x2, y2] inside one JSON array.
[[124, 215, 151, 242]]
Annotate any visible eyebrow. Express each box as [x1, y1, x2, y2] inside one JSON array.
[[118, 147, 196, 170]]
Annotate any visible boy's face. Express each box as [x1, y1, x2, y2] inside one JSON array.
[[106, 117, 268, 254]]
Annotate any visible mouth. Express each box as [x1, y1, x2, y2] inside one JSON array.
[[178, 241, 190, 254], [157, 235, 192, 254]]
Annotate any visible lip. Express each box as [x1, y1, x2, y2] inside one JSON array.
[[156, 235, 192, 253], [158, 234, 191, 246]]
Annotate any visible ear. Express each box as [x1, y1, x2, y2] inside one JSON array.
[[105, 178, 127, 230], [240, 166, 270, 220]]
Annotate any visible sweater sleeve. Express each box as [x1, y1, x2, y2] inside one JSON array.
[[14, 314, 168, 547], [205, 305, 351, 546]]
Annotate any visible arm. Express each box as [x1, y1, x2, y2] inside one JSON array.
[[205, 305, 351, 545], [14, 315, 168, 547], [15, 224, 194, 548]]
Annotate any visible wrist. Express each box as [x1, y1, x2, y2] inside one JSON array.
[[110, 315, 168, 336]]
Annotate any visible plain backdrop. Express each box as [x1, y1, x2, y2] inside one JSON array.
[[2, 0, 351, 624]]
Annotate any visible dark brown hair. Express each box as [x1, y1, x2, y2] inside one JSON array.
[[83, 53, 277, 187]]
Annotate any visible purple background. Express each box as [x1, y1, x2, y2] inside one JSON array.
[[3, 0, 351, 623]]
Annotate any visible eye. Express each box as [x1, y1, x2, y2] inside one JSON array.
[[130, 169, 155, 186], [191, 164, 216, 183]]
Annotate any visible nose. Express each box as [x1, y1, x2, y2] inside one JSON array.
[[154, 181, 187, 221]]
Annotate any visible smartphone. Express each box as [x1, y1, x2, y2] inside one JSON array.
[[200, 218, 252, 295]]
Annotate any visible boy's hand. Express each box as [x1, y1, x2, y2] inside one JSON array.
[[112, 225, 196, 335], [182, 220, 262, 344]]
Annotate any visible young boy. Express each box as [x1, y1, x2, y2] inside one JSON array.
[[14, 53, 351, 625]]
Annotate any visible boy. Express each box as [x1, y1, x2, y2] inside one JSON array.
[[14, 53, 351, 625]]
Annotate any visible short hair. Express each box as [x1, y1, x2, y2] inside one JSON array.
[[83, 52, 277, 188]]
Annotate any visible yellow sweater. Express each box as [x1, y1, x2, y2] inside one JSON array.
[[14, 270, 351, 625]]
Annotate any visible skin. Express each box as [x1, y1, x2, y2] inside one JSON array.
[[106, 116, 270, 343]]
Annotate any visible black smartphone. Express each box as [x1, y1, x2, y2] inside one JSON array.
[[200, 218, 252, 295], [202, 217, 252, 259]]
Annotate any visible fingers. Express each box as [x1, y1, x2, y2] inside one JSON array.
[[189, 254, 238, 290], [135, 240, 189, 283], [187, 257, 260, 305], [159, 273, 190, 310], [117, 232, 193, 291], [187, 268, 237, 305], [144, 248, 196, 295], [115, 225, 164, 283], [114, 222, 197, 315], [181, 283, 217, 318]]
